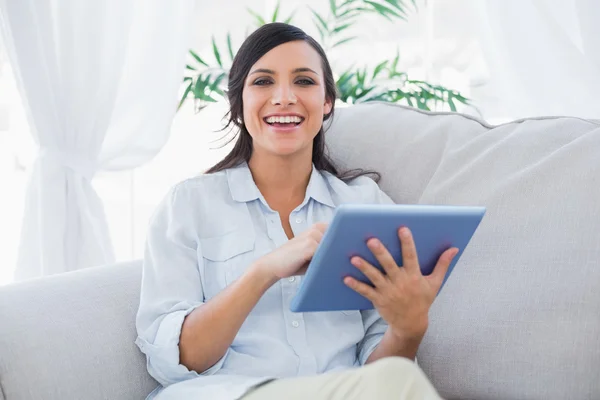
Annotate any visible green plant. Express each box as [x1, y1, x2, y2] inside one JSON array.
[[179, 0, 469, 113], [310, 0, 415, 51]]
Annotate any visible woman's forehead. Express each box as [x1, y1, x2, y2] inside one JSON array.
[[250, 41, 323, 75]]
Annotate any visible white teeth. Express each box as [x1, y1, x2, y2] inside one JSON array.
[[266, 116, 302, 124]]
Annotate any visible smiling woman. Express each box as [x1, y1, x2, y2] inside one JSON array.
[[242, 41, 331, 160], [205, 23, 373, 182], [135, 23, 446, 400]]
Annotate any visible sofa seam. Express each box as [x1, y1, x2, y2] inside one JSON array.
[[357, 101, 600, 129], [0, 377, 6, 400]]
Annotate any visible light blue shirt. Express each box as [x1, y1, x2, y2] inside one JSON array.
[[135, 162, 393, 400]]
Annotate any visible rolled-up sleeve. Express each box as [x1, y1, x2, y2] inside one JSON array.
[[356, 309, 388, 365], [135, 185, 226, 387]]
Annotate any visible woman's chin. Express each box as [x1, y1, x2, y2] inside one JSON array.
[[268, 143, 310, 158]]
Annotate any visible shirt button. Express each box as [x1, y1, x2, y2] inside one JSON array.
[[295, 217, 302, 224], [288, 277, 295, 282], [291, 321, 299, 328]]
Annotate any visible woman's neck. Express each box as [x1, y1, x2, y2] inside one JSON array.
[[248, 154, 312, 209]]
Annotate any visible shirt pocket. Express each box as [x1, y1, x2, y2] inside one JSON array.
[[199, 231, 255, 299]]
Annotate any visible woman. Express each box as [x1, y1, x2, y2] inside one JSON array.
[[136, 23, 457, 400]]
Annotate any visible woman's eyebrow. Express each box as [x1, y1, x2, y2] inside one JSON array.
[[249, 68, 275, 76], [249, 67, 318, 76], [292, 67, 318, 74]]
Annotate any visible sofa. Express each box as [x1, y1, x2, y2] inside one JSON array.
[[1, 102, 599, 400]]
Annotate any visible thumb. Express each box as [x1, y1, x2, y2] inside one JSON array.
[[313, 222, 328, 233]]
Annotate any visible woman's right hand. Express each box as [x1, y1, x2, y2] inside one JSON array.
[[253, 222, 328, 282]]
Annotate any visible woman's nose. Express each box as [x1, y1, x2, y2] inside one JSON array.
[[271, 84, 297, 106]]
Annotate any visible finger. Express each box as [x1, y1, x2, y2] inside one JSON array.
[[367, 238, 400, 279], [296, 262, 309, 276], [398, 227, 421, 275], [351, 256, 388, 288], [344, 276, 378, 301], [309, 228, 324, 244], [313, 222, 328, 233], [427, 247, 459, 290]]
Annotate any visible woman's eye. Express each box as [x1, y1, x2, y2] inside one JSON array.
[[296, 79, 314, 85], [254, 78, 272, 86]]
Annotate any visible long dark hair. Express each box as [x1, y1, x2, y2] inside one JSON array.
[[206, 23, 379, 182]]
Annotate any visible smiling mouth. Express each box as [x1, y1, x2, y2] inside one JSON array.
[[263, 116, 305, 127]]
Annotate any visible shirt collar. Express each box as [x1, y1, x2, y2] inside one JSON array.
[[226, 161, 335, 208]]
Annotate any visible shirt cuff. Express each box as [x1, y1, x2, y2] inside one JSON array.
[[357, 333, 384, 365], [136, 304, 227, 386]]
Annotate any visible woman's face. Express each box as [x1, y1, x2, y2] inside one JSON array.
[[242, 40, 332, 160]]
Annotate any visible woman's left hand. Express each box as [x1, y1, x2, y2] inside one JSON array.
[[344, 227, 459, 341]]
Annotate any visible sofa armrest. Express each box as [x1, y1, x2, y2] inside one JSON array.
[[0, 261, 157, 400]]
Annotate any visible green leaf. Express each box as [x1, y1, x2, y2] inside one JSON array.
[[284, 9, 297, 24], [189, 50, 208, 67], [226, 33, 235, 61], [178, 81, 193, 110], [336, 69, 355, 87], [448, 96, 457, 112], [210, 73, 227, 95], [315, 24, 327, 42], [368, 92, 391, 102], [390, 50, 400, 74], [391, 89, 405, 101], [355, 86, 376, 100], [382, 0, 408, 17], [356, 68, 366, 85], [247, 7, 266, 26], [212, 36, 222, 67], [372, 60, 388, 79], [336, 69, 356, 102], [332, 36, 357, 47], [183, 77, 192, 82], [194, 74, 216, 102], [333, 22, 353, 33], [310, 8, 329, 33], [337, 7, 360, 19], [272, 1, 280, 22], [185, 64, 197, 71], [194, 75, 208, 99], [363, 0, 405, 21], [454, 93, 469, 103], [329, 0, 338, 16]]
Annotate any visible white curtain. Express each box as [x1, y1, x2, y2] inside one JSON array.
[[474, 0, 600, 119], [0, 0, 196, 281]]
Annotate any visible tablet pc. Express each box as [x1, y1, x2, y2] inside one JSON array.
[[290, 204, 486, 313]]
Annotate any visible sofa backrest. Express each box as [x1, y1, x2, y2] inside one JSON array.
[[0, 261, 155, 400], [328, 102, 600, 399]]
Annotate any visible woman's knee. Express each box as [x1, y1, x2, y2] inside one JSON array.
[[364, 357, 418, 378], [360, 357, 440, 399]]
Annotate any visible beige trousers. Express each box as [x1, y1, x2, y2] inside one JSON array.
[[243, 357, 442, 400]]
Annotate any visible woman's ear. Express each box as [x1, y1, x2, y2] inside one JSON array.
[[324, 97, 333, 116]]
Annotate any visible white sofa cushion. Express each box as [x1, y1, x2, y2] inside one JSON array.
[[328, 102, 600, 400], [0, 261, 155, 400]]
